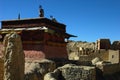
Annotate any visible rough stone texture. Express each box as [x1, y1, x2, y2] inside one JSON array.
[[96, 63, 120, 75], [3, 32, 25, 80], [25, 59, 56, 80], [91, 57, 101, 65], [0, 44, 3, 57], [44, 64, 96, 80], [67, 41, 120, 64], [67, 41, 96, 60], [111, 41, 120, 50], [96, 39, 111, 50], [108, 50, 119, 64], [0, 57, 4, 80]]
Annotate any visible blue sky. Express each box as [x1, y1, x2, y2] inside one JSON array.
[[0, 0, 120, 42]]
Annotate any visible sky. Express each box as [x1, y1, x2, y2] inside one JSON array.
[[0, 0, 120, 42]]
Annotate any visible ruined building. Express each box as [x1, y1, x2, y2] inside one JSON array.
[[0, 6, 76, 59], [96, 39, 111, 50]]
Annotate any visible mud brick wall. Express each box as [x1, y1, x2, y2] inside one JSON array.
[[44, 45, 68, 59]]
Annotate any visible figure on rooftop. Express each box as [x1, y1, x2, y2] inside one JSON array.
[[39, 5, 44, 17]]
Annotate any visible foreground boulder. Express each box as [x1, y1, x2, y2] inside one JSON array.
[[3, 32, 25, 80], [25, 59, 56, 80], [44, 64, 96, 80]]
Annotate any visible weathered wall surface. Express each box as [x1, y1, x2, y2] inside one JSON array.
[[44, 45, 68, 59], [23, 44, 45, 59], [0, 43, 3, 57], [108, 50, 119, 64], [0, 58, 4, 80], [111, 41, 120, 50], [3, 32, 25, 80], [0, 43, 4, 80], [97, 39, 111, 50], [23, 43, 67, 59], [67, 41, 96, 60]]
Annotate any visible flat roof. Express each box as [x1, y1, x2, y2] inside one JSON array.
[[2, 17, 66, 27]]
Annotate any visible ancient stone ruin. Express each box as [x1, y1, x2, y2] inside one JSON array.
[[44, 64, 96, 80], [3, 32, 25, 80]]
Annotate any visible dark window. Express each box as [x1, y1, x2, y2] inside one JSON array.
[[112, 55, 114, 58]]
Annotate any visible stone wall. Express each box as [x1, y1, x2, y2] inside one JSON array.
[[0, 58, 4, 80], [0, 43, 3, 56], [0, 43, 4, 80], [3, 32, 25, 80]]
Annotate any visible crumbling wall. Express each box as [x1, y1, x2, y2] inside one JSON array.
[[0, 43, 4, 80], [97, 39, 111, 50], [67, 41, 96, 60], [0, 58, 4, 80], [111, 41, 120, 50], [3, 32, 25, 80]]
